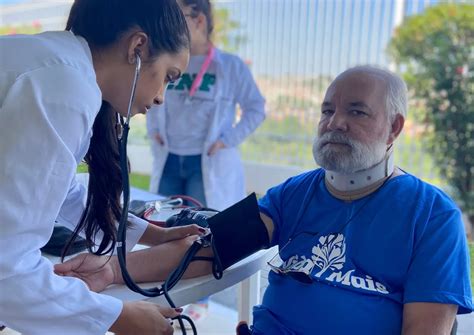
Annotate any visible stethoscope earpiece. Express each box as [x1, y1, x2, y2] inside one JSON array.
[[134, 49, 141, 64], [129, 49, 141, 65]]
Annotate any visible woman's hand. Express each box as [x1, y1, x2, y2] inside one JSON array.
[[141, 223, 206, 246], [56, 235, 213, 292], [55, 227, 206, 291], [110, 301, 181, 335], [54, 253, 116, 292], [158, 224, 206, 244], [207, 139, 227, 156], [154, 133, 164, 145]]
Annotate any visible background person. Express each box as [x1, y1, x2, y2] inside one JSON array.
[[146, 0, 266, 324]]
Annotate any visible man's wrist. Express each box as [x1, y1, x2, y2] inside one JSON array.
[[111, 256, 123, 285]]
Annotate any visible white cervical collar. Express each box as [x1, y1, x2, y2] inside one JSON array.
[[325, 146, 395, 193]]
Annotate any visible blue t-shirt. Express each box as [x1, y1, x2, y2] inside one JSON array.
[[254, 169, 473, 335]]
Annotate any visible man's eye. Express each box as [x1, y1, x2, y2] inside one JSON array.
[[350, 109, 367, 116], [322, 109, 333, 115]]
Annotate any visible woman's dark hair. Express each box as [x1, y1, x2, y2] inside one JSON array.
[[63, 0, 190, 257], [181, 0, 214, 38], [66, 0, 190, 58], [63, 102, 122, 258]]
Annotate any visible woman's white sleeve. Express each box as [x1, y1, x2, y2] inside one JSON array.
[[220, 57, 266, 147], [126, 213, 150, 251], [0, 65, 123, 334], [55, 175, 148, 251], [55, 174, 87, 229]]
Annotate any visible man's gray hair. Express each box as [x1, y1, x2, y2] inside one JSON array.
[[337, 65, 408, 121]]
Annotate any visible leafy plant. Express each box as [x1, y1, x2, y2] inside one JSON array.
[[389, 3, 474, 231], [213, 5, 246, 52]]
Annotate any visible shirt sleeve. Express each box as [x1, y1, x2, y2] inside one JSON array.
[[258, 171, 324, 249], [258, 183, 286, 247], [403, 206, 474, 314], [125, 213, 149, 251], [0, 65, 122, 334], [55, 175, 87, 229], [220, 57, 266, 147], [56, 175, 148, 252]]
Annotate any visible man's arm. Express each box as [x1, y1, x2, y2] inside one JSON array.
[[111, 235, 214, 284], [56, 212, 275, 291], [260, 212, 274, 243], [55, 235, 212, 292], [402, 302, 457, 335], [137, 220, 205, 246], [113, 212, 274, 284]]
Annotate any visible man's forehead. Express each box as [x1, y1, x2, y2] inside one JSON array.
[[324, 72, 388, 103]]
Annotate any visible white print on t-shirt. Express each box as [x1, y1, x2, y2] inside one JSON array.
[[280, 233, 389, 294]]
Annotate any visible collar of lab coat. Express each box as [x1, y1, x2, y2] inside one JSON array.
[[210, 47, 225, 66]]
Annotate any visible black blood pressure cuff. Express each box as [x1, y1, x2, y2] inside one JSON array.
[[207, 193, 269, 272]]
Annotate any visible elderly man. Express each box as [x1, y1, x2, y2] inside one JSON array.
[[56, 66, 472, 334], [247, 65, 473, 334]]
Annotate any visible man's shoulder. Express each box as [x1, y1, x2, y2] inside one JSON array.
[[388, 172, 459, 212], [263, 169, 322, 199]]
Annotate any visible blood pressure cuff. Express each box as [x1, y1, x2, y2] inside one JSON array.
[[207, 193, 269, 271]]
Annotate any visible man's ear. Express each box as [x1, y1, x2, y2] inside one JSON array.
[[126, 31, 149, 64], [387, 114, 405, 145]]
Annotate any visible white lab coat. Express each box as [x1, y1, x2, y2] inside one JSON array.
[[147, 48, 266, 210], [0, 32, 147, 334]]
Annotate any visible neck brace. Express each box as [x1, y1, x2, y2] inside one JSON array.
[[325, 146, 394, 201]]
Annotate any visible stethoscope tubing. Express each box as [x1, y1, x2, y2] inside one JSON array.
[[115, 54, 197, 334]]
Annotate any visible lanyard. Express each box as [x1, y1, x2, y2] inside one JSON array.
[[187, 44, 215, 100]]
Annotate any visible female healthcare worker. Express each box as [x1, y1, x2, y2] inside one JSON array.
[[146, 0, 266, 212], [0, 0, 203, 334]]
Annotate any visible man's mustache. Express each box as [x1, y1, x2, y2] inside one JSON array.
[[317, 132, 354, 148]]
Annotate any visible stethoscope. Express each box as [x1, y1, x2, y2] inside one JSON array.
[[115, 52, 197, 334]]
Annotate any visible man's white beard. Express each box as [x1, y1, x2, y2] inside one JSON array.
[[312, 131, 389, 174]]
